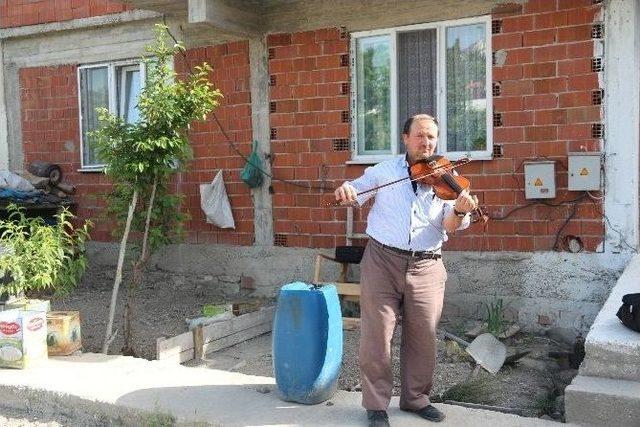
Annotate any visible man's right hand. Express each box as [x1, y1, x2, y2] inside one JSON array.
[[334, 182, 358, 205]]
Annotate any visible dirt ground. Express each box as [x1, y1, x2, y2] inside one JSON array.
[[49, 262, 576, 421]]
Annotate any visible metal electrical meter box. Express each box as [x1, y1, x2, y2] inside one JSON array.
[[524, 161, 556, 199], [568, 152, 602, 191]]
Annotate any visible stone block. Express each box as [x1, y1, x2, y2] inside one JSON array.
[[565, 375, 640, 427]]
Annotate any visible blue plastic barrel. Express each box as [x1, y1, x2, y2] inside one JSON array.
[[272, 281, 343, 404]]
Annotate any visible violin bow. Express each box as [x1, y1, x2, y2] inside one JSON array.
[[328, 158, 470, 207]]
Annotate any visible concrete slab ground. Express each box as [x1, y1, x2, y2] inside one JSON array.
[[0, 353, 572, 427]]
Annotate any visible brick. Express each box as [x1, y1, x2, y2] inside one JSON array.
[[581, 220, 604, 235], [524, 0, 558, 13], [493, 65, 524, 81], [525, 125, 557, 141], [558, 123, 592, 139], [557, 25, 593, 42], [557, 58, 593, 75], [533, 45, 567, 62], [559, 91, 593, 107], [508, 142, 536, 158], [291, 30, 316, 44], [493, 127, 524, 143], [534, 11, 568, 29], [523, 62, 556, 78], [500, 80, 534, 96], [502, 111, 534, 126], [525, 94, 558, 109], [501, 15, 534, 33], [536, 141, 567, 157], [493, 96, 524, 112], [535, 109, 567, 125], [503, 48, 533, 65], [566, 41, 595, 58], [566, 106, 601, 123], [567, 74, 599, 91], [267, 33, 292, 46], [566, 7, 600, 25], [493, 33, 523, 50], [523, 29, 557, 47], [533, 77, 568, 94]]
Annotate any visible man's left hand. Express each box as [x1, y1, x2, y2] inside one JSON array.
[[454, 189, 477, 214]]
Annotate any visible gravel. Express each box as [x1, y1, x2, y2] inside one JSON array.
[[44, 263, 577, 422]]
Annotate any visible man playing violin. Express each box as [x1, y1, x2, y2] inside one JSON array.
[[334, 113, 477, 427]]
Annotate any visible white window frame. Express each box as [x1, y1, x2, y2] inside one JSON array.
[[77, 59, 146, 171], [349, 15, 493, 164]]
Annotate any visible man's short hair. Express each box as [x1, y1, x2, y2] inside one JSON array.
[[402, 114, 439, 135]]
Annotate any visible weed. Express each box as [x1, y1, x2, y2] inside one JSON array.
[[534, 392, 555, 416], [485, 298, 505, 337], [144, 411, 175, 427], [432, 376, 495, 405]]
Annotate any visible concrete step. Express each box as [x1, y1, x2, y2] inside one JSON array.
[[0, 353, 570, 427], [565, 375, 640, 427]]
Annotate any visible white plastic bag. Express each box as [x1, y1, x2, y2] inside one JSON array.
[[199, 170, 235, 229], [0, 170, 35, 192]]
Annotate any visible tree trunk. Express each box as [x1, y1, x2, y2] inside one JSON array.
[[122, 178, 157, 356], [102, 189, 138, 354]]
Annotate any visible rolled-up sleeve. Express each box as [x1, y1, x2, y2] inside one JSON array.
[[346, 165, 379, 206], [443, 201, 471, 231]]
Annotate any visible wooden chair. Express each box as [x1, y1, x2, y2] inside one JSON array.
[[313, 246, 365, 330]]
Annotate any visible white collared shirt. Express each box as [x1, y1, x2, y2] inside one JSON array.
[[348, 156, 470, 252]]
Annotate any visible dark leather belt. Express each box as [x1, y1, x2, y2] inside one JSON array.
[[371, 238, 441, 259]]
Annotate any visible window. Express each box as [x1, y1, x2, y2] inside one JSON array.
[[78, 61, 145, 169], [350, 16, 492, 162]]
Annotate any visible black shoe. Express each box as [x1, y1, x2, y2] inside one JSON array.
[[366, 410, 390, 427], [403, 405, 446, 422]]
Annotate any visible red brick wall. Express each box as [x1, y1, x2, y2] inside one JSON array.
[[267, 28, 363, 249], [19, 65, 114, 241], [19, 41, 254, 244], [175, 42, 255, 245], [268, 0, 604, 252], [457, 0, 604, 252], [1, 0, 130, 28]]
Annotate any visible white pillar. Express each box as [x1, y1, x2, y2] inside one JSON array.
[[604, 0, 640, 253], [249, 36, 274, 246], [0, 40, 8, 170]]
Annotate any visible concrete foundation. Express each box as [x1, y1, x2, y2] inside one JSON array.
[[87, 242, 628, 335], [565, 254, 640, 426]]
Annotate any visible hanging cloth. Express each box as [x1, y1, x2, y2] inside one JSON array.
[[240, 140, 264, 188]]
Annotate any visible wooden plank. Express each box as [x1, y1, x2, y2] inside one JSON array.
[[343, 317, 361, 330], [157, 331, 194, 360], [201, 306, 275, 344], [156, 336, 195, 364], [156, 306, 276, 363], [336, 282, 360, 296], [193, 325, 204, 360], [202, 322, 272, 356]]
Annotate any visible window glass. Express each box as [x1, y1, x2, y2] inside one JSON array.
[[356, 35, 391, 154], [80, 66, 109, 167], [118, 66, 141, 123], [445, 23, 487, 152]]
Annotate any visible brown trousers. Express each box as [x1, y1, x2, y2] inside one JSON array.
[[358, 239, 447, 411]]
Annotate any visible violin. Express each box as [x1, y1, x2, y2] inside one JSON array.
[[411, 155, 488, 223]]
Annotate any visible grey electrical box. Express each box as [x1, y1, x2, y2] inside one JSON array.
[[524, 161, 556, 199], [568, 152, 601, 191]]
